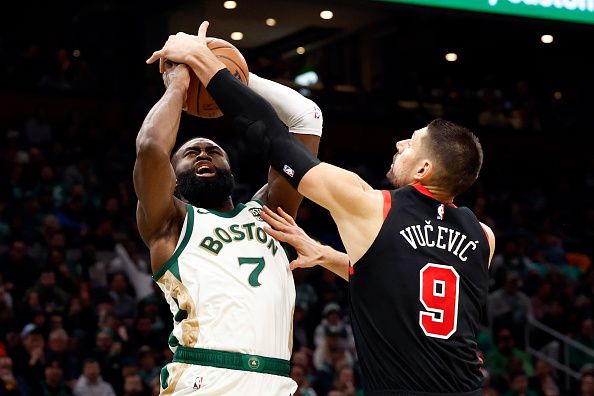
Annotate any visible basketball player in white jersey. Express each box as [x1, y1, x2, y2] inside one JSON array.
[[133, 60, 322, 395]]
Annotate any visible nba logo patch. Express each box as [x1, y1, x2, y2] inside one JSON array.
[[193, 376, 203, 390], [283, 165, 295, 177], [437, 204, 445, 220]]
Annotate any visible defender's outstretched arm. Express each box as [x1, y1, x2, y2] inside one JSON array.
[[248, 73, 322, 218]]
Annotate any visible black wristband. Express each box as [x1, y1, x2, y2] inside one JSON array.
[[207, 69, 320, 189]]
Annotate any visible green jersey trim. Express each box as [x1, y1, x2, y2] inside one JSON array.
[[152, 204, 195, 281], [204, 203, 246, 218]]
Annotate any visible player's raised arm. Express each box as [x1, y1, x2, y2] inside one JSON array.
[[133, 63, 188, 251], [248, 73, 322, 218]]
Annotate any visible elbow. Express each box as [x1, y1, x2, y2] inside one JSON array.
[[308, 101, 323, 131], [292, 100, 323, 135]]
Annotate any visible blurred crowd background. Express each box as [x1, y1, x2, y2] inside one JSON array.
[[1, 1, 593, 395]]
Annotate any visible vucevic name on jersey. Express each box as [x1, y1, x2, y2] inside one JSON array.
[[349, 185, 490, 395]]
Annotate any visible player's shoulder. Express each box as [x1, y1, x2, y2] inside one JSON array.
[[246, 199, 265, 209], [480, 222, 496, 249]]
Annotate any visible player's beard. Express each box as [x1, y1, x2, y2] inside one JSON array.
[[176, 167, 235, 209], [386, 158, 399, 187]]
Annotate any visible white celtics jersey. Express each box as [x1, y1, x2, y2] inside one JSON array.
[[153, 200, 296, 361]]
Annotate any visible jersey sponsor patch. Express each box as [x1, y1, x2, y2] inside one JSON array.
[[249, 207, 263, 221]]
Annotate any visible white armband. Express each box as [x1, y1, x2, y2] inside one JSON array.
[[248, 72, 323, 137]]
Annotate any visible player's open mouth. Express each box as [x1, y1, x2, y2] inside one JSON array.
[[194, 161, 217, 178]]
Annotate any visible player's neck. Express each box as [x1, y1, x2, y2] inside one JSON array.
[[414, 183, 454, 203], [208, 197, 234, 213]]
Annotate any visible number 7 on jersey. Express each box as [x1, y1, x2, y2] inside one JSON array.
[[238, 257, 266, 287], [419, 263, 460, 339]]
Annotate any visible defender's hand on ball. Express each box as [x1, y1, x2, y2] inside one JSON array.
[[146, 21, 211, 67], [261, 206, 324, 271]]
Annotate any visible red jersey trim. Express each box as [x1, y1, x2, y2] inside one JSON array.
[[411, 184, 456, 207], [382, 190, 392, 220]]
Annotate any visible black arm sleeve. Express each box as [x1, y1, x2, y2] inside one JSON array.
[[207, 69, 320, 188]]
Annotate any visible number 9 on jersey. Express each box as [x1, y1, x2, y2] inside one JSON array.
[[419, 263, 460, 339]]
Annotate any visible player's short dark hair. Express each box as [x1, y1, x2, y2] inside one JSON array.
[[425, 119, 483, 197]]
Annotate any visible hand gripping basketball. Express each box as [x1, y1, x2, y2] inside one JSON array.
[[147, 21, 249, 118], [146, 21, 210, 66]]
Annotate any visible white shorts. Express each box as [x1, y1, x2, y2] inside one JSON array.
[[159, 362, 298, 396]]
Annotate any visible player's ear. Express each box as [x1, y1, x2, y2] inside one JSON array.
[[414, 160, 432, 182]]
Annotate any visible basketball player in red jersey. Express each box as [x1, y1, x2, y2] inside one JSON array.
[[148, 21, 495, 395]]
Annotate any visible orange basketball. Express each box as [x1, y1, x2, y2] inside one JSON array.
[[185, 38, 249, 118]]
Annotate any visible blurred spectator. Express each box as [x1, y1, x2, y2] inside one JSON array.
[[479, 105, 508, 129], [581, 372, 594, 396], [11, 325, 46, 385], [576, 271, 594, 321], [313, 334, 355, 395], [122, 373, 146, 396], [73, 359, 115, 396], [332, 365, 358, 396], [111, 242, 152, 301], [45, 329, 79, 384], [291, 364, 317, 396], [294, 270, 318, 314], [0, 240, 38, 300], [81, 244, 108, 288], [108, 272, 137, 321], [504, 371, 537, 396], [36, 360, 72, 396], [64, 293, 95, 343], [488, 272, 532, 341], [541, 299, 572, 340], [315, 271, 346, 310], [292, 349, 316, 387], [25, 268, 69, 316], [528, 359, 559, 396], [486, 328, 534, 379], [490, 240, 532, 287], [0, 356, 28, 395], [570, 319, 594, 371], [314, 303, 355, 356], [47, 249, 77, 294], [0, 282, 14, 336], [293, 305, 310, 350], [91, 327, 122, 384], [128, 316, 165, 351], [137, 347, 158, 389], [531, 281, 553, 322], [24, 109, 53, 147], [537, 233, 566, 267]]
